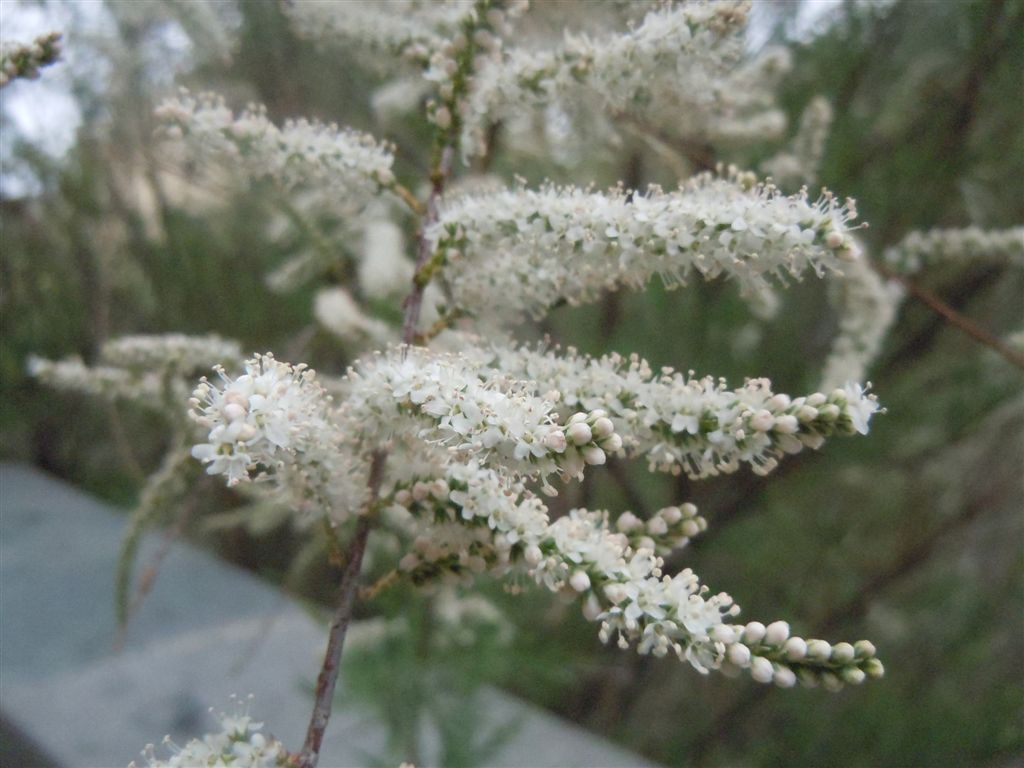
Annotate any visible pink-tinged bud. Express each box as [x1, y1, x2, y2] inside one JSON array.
[[764, 621, 790, 646], [750, 409, 775, 432], [569, 570, 592, 592], [544, 429, 568, 453], [750, 656, 774, 683], [567, 422, 593, 446], [616, 512, 641, 532], [727, 643, 751, 667], [582, 445, 606, 465], [773, 667, 797, 688], [592, 416, 615, 438]]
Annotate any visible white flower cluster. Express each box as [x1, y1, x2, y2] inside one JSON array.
[[684, 46, 791, 146], [190, 347, 620, 518], [155, 90, 396, 204], [131, 696, 289, 768], [189, 354, 360, 517], [461, 2, 750, 158], [340, 347, 622, 486], [883, 226, 1024, 274], [28, 334, 242, 409], [285, 0, 481, 64], [821, 253, 904, 389], [0, 32, 61, 88], [482, 344, 880, 478], [429, 171, 860, 324], [614, 503, 708, 556], [387, 476, 882, 688], [762, 96, 834, 187], [100, 334, 243, 373]]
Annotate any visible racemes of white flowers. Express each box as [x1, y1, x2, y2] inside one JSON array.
[[384, 458, 883, 688], [155, 90, 396, 203], [883, 226, 1024, 274], [480, 343, 880, 477], [428, 170, 861, 325], [28, 334, 242, 409], [285, 0, 482, 65], [131, 696, 289, 768], [820, 253, 903, 389], [0, 32, 61, 88], [461, 1, 750, 158]]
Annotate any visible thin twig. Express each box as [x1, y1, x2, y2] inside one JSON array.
[[391, 182, 426, 217], [360, 568, 402, 601], [877, 263, 1024, 370], [296, 451, 386, 768], [403, 146, 454, 348]]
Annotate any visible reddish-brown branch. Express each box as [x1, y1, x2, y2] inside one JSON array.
[[877, 264, 1024, 370], [296, 451, 386, 768]]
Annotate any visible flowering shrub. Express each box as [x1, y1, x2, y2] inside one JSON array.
[[18, 0, 1024, 766]]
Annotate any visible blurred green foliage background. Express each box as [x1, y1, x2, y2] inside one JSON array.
[[1, 1, 1021, 766]]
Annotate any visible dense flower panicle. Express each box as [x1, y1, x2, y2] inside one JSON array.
[[0, 32, 62, 88], [131, 696, 289, 768], [461, 2, 750, 158], [28, 356, 166, 406], [762, 96, 834, 187], [155, 90, 396, 202], [27, 335, 241, 409], [429, 172, 861, 324], [821, 254, 903, 389], [341, 347, 621, 485], [285, 0, 481, 64], [479, 344, 879, 478], [389, 477, 881, 688], [189, 354, 360, 515], [883, 226, 1024, 273], [100, 334, 243, 373]]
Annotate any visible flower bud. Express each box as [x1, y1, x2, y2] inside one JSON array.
[[806, 639, 832, 661], [840, 667, 866, 685], [764, 620, 790, 646], [661, 506, 683, 524], [582, 445, 606, 465], [647, 516, 669, 536], [616, 512, 641, 532], [592, 416, 615, 438], [743, 621, 767, 644], [567, 421, 593, 446], [776, 636, 803, 659], [750, 656, 774, 683], [831, 641, 855, 664], [727, 643, 751, 667], [544, 429, 567, 453], [569, 570, 592, 592], [604, 583, 627, 604], [773, 667, 797, 688]]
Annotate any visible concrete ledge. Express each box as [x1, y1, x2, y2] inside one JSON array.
[[1, 463, 655, 767]]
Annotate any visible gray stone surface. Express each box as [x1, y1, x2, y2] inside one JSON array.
[[1, 463, 655, 767]]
